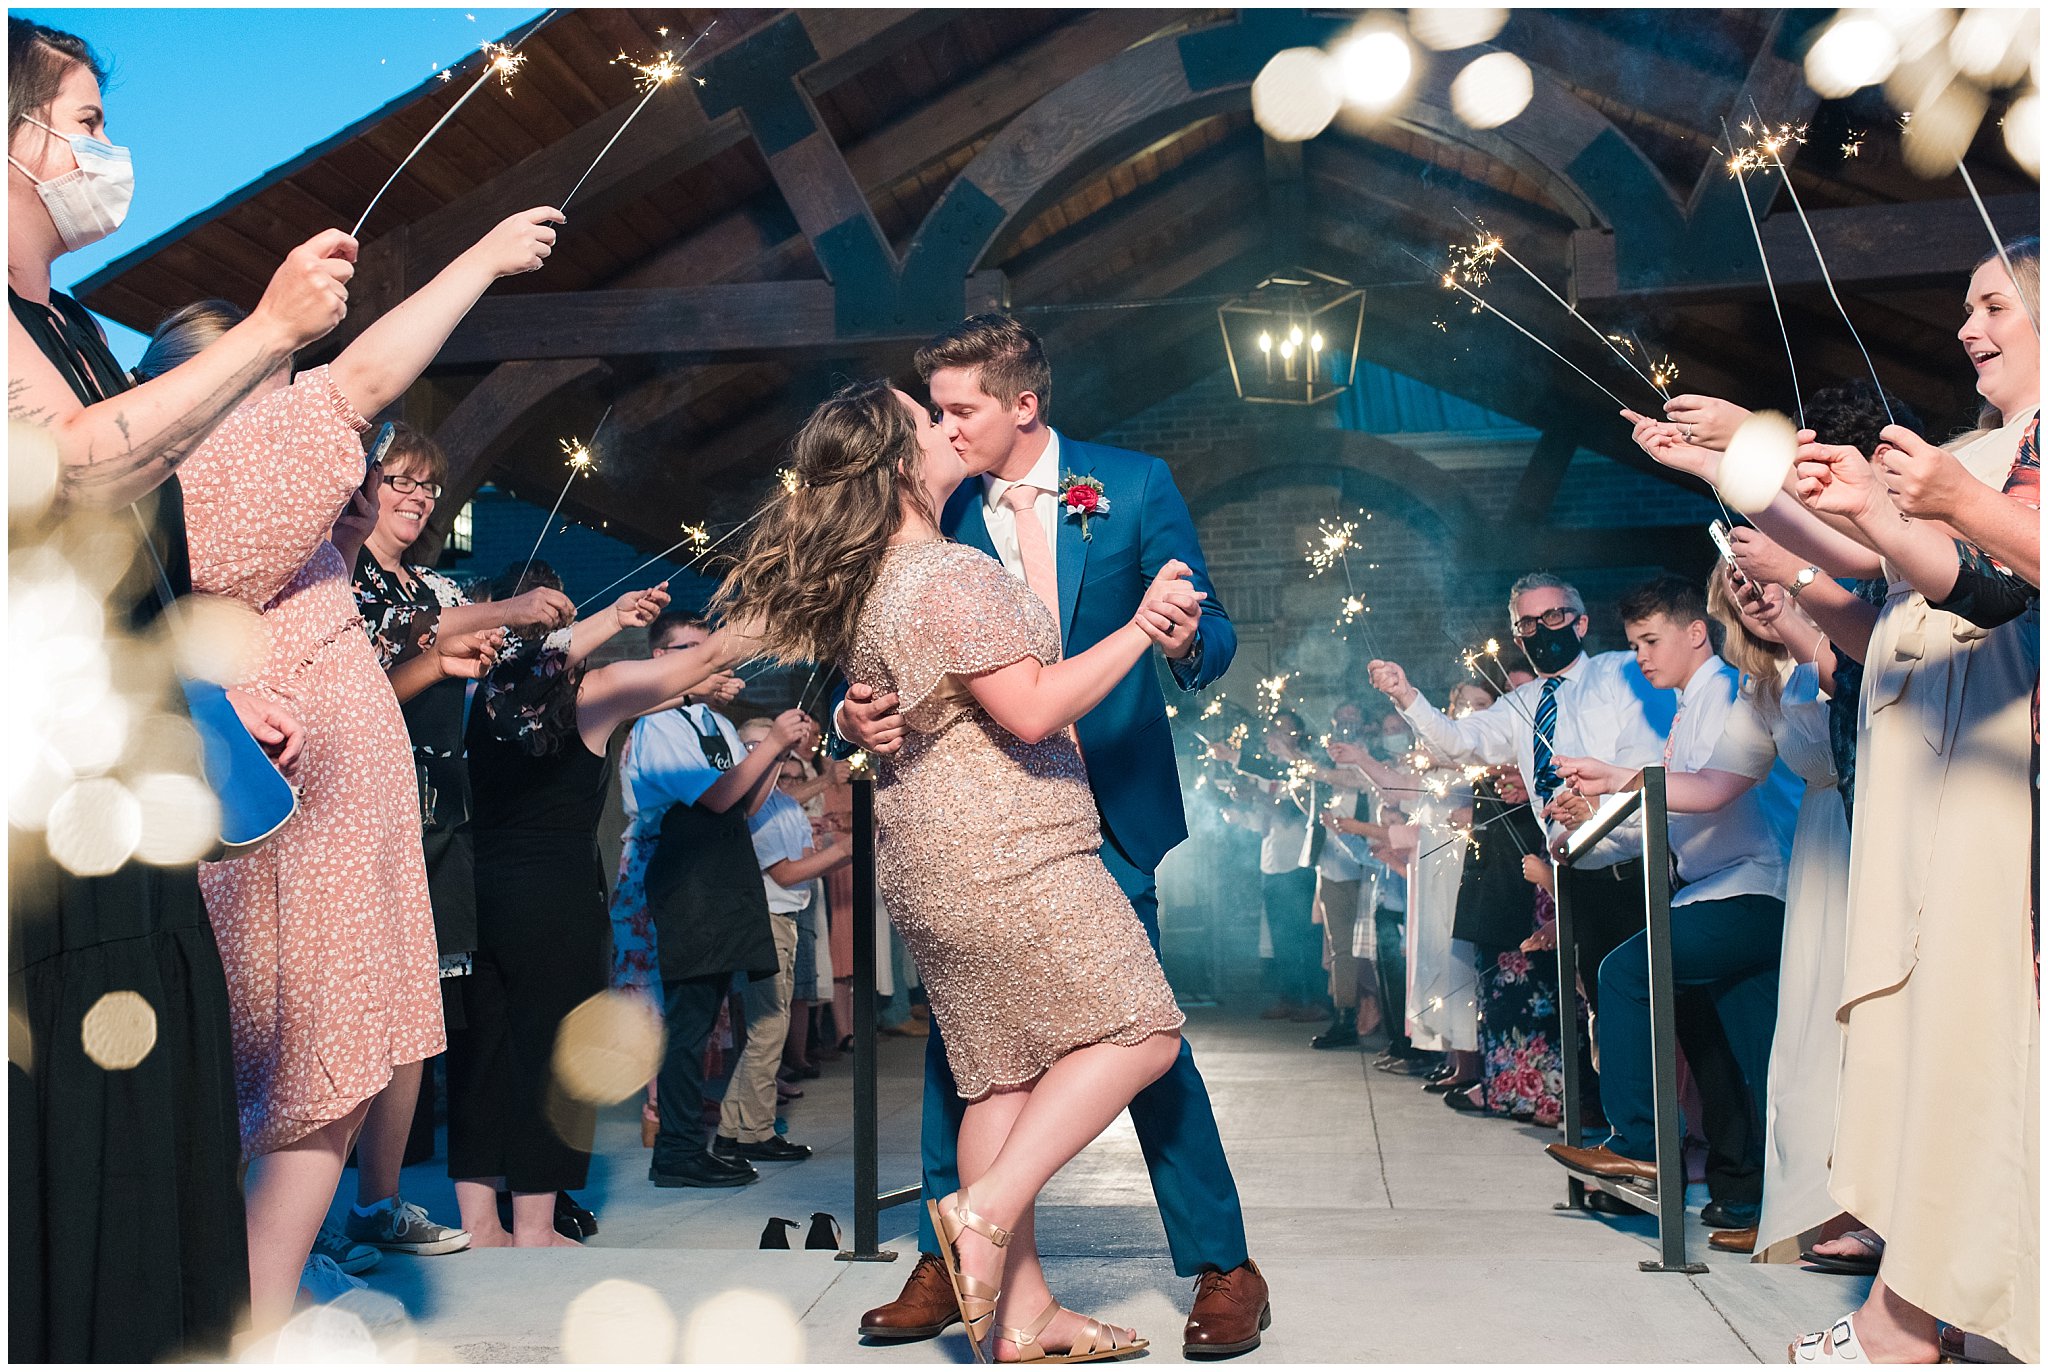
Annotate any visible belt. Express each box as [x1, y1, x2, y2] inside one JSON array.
[[1573, 857, 1643, 883]]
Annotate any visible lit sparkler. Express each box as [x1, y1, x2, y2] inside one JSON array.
[[352, 13, 554, 238], [1200, 697, 1225, 721], [514, 402, 610, 592], [560, 22, 718, 210], [1410, 246, 1631, 410], [1256, 673, 1292, 719], [1718, 116, 1806, 430], [778, 467, 801, 496], [580, 503, 769, 608], [1741, 101, 1893, 425], [1453, 211, 1674, 400], [1841, 129, 1866, 159], [1305, 518, 1359, 577]]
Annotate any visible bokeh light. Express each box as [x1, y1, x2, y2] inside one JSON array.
[[1409, 8, 1508, 52], [9, 421, 59, 519], [2005, 91, 2040, 177], [1251, 47, 1341, 143], [1717, 410, 1800, 513], [46, 777, 142, 876], [1901, 78, 1990, 176], [563, 1280, 678, 1363], [1451, 51, 1533, 128], [162, 594, 271, 687], [680, 1289, 804, 1364], [1334, 29, 1415, 113], [553, 989, 665, 1105], [81, 990, 158, 1071], [1948, 7, 2031, 85], [133, 772, 223, 866], [1804, 16, 1901, 98]]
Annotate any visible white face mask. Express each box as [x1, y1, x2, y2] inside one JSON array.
[[9, 115, 133, 253]]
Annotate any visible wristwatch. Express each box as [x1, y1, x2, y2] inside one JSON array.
[[1786, 566, 1820, 599]]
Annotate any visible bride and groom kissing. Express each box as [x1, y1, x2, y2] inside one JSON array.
[[678, 313, 1270, 1362]]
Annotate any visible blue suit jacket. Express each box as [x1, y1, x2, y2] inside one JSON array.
[[941, 433, 1234, 873]]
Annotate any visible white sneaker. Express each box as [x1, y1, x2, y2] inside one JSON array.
[[299, 1253, 368, 1306], [343, 1197, 471, 1256]]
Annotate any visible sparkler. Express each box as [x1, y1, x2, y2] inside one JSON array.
[[1256, 673, 1292, 720], [1719, 117, 1806, 430], [352, 13, 553, 238], [1452, 212, 1673, 401], [1440, 622, 1542, 731], [514, 402, 610, 592], [1956, 159, 2039, 336], [1740, 103, 1893, 425], [1407, 247, 1632, 411], [560, 22, 718, 210], [580, 503, 769, 607]]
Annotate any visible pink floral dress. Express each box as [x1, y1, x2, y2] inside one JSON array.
[[179, 367, 443, 1158]]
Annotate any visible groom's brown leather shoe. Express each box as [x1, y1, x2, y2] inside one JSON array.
[[858, 1252, 962, 1340], [1545, 1142, 1658, 1183], [1184, 1259, 1270, 1358]]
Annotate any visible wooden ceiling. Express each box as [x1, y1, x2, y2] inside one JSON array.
[[80, 8, 2039, 563]]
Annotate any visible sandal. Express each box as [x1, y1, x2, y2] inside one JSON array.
[[997, 1298, 1147, 1364], [1789, 1313, 1957, 1364], [928, 1189, 1011, 1362], [1800, 1229, 1884, 1276]]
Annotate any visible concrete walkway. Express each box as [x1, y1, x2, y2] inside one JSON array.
[[324, 1009, 1871, 1362]]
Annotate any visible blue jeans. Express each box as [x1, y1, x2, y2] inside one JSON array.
[[1596, 893, 1784, 1163], [913, 838, 1251, 1277]]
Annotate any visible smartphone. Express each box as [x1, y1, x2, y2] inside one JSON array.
[[1708, 519, 1750, 589], [367, 421, 396, 470]]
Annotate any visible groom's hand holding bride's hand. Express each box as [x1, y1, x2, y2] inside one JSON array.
[[1134, 559, 1205, 653], [840, 682, 906, 756]]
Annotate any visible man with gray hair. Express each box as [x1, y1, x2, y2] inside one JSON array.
[[1365, 572, 1671, 1121]]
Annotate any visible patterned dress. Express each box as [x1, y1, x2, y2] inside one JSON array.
[[179, 368, 443, 1158], [846, 540, 1184, 1100]]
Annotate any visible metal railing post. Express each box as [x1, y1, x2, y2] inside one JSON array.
[[837, 775, 920, 1262], [1552, 845, 1589, 1214], [1637, 767, 1701, 1273]]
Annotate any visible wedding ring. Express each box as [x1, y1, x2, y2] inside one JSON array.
[[1683, 425, 1695, 441]]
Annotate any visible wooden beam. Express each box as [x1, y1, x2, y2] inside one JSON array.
[[1572, 194, 2040, 301], [429, 272, 1007, 365], [1685, 10, 1824, 217], [1511, 428, 1585, 522]]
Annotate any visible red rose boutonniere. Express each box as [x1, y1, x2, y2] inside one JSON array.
[[1058, 473, 1111, 542]]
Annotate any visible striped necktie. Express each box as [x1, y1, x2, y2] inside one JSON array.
[[1531, 676, 1564, 802]]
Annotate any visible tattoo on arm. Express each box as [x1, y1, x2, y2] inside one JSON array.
[[61, 351, 280, 493], [8, 377, 54, 428]]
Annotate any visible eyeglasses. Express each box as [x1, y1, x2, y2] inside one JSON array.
[[385, 474, 442, 499], [1512, 606, 1578, 636]]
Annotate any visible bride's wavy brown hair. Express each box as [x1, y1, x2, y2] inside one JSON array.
[[713, 380, 941, 666]]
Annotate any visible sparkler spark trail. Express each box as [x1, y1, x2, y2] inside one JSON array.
[[1440, 622, 1541, 730], [581, 503, 768, 607], [515, 401, 610, 592], [1256, 673, 1292, 719], [560, 21, 718, 210], [352, 12, 554, 238], [1407, 248, 1632, 411], [1453, 210, 1673, 400], [1957, 159, 2039, 336], [1743, 101, 1892, 425], [1305, 518, 1358, 577], [1719, 117, 1806, 430]]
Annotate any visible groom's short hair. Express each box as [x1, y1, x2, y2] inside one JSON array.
[[914, 313, 1052, 420]]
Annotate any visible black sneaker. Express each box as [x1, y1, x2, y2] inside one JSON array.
[[1310, 1024, 1360, 1050], [651, 1151, 757, 1188], [714, 1134, 813, 1163]]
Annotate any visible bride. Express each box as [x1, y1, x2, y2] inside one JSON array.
[[715, 380, 1205, 1362]]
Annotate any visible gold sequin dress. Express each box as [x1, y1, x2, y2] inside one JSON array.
[[848, 540, 1184, 1101]]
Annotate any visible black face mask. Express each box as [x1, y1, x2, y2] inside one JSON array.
[[1517, 622, 1583, 676]]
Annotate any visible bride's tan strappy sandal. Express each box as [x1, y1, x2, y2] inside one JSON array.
[[928, 1189, 1011, 1362], [997, 1299, 1148, 1365]]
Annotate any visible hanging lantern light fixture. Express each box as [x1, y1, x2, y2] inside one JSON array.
[[1217, 268, 1364, 405]]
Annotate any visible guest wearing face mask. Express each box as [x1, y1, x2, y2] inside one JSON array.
[[7, 17, 364, 1360]]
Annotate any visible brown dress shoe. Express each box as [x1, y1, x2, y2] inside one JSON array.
[[1708, 1226, 1757, 1254], [1184, 1259, 1271, 1359], [1544, 1142, 1658, 1184], [858, 1252, 963, 1340]]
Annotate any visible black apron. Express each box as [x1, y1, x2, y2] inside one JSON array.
[[643, 708, 777, 982]]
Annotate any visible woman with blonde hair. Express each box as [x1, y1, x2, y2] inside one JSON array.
[[717, 379, 1202, 1360]]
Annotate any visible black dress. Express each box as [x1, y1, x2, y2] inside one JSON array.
[[8, 289, 248, 1361], [447, 680, 614, 1193]]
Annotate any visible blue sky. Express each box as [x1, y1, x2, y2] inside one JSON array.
[[21, 6, 545, 364]]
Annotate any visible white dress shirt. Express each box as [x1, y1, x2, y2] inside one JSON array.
[[981, 429, 1065, 604], [1397, 649, 1671, 868], [1301, 780, 1366, 881], [1661, 656, 1792, 907], [623, 704, 744, 839]]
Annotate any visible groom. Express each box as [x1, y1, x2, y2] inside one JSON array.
[[841, 314, 1269, 1358]]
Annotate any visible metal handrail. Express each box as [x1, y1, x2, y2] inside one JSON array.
[[836, 776, 920, 1262], [1552, 766, 1703, 1274]]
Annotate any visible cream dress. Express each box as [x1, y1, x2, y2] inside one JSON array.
[[1704, 662, 1849, 1261], [1828, 408, 2039, 1359], [1405, 778, 1479, 1053]]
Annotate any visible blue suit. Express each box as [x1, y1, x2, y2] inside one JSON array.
[[913, 433, 1249, 1277]]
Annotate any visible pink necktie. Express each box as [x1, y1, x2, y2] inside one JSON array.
[[1002, 483, 1060, 624]]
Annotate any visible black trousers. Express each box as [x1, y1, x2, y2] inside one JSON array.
[[447, 843, 609, 1193], [1371, 903, 1413, 1054], [652, 974, 728, 1173], [1563, 861, 1761, 1203]]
